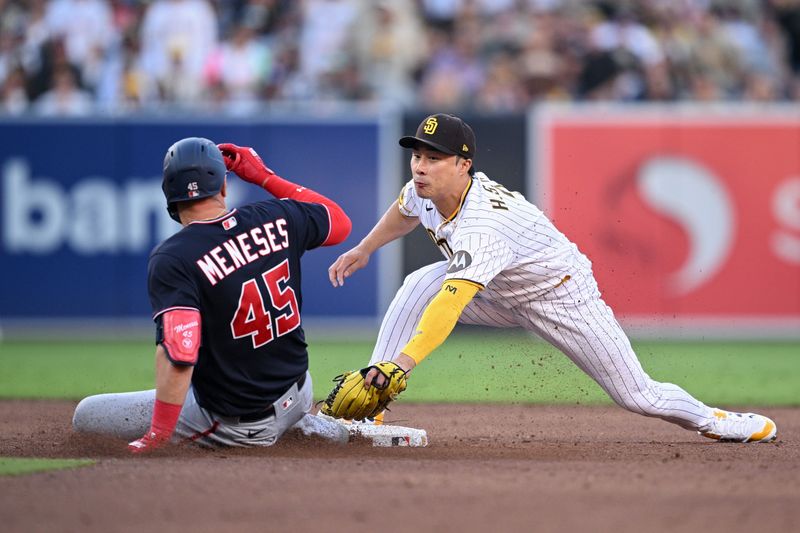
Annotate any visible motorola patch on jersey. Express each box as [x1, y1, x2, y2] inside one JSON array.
[[446, 250, 472, 273], [222, 217, 238, 230]]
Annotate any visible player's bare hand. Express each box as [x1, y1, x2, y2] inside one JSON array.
[[363, 354, 415, 390], [362, 367, 385, 389], [328, 246, 370, 287]]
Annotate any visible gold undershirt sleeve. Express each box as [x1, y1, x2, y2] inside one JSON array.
[[400, 279, 482, 364]]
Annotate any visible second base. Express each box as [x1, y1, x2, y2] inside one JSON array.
[[348, 424, 429, 447]]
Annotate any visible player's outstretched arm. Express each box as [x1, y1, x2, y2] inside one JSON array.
[[363, 280, 481, 387], [329, 200, 419, 287]]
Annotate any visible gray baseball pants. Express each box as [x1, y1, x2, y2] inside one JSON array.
[[72, 370, 348, 446]]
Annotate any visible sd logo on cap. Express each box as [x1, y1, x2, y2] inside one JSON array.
[[399, 114, 476, 159], [423, 117, 438, 135]]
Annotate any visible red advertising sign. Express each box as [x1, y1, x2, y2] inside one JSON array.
[[534, 106, 800, 333]]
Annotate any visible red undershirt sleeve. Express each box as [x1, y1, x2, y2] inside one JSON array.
[[264, 175, 351, 246]]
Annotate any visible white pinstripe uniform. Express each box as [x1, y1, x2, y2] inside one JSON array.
[[370, 171, 715, 430]]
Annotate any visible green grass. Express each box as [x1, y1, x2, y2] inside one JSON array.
[[0, 457, 94, 477], [1, 332, 798, 406], [0, 341, 155, 399]]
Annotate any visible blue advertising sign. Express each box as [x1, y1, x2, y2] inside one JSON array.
[[0, 118, 379, 319]]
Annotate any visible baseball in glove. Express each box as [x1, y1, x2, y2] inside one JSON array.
[[321, 361, 408, 421]]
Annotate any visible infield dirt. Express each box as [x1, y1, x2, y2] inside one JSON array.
[[1, 400, 797, 532]]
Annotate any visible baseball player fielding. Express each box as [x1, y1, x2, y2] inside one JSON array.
[[326, 113, 777, 445]]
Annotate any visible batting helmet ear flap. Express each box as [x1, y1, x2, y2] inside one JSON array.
[[166, 202, 180, 223]]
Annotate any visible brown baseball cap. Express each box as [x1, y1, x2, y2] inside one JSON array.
[[399, 114, 476, 159]]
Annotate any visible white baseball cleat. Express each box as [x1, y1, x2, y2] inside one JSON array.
[[699, 409, 777, 443]]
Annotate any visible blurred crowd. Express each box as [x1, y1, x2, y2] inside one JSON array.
[[1, 0, 800, 116]]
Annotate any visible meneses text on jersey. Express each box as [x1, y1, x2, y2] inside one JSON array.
[[196, 218, 290, 286]]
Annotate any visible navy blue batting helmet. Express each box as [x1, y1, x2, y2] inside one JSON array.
[[162, 137, 227, 222]]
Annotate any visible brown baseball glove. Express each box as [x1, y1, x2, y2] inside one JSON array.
[[320, 361, 408, 421]]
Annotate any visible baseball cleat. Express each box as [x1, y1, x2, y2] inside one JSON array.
[[361, 412, 384, 425], [699, 409, 777, 443]]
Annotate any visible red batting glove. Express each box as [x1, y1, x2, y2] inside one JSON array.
[[128, 399, 182, 455], [217, 143, 275, 188]]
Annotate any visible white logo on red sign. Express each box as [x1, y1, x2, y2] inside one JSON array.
[[636, 157, 734, 295], [282, 396, 293, 410], [222, 217, 238, 230]]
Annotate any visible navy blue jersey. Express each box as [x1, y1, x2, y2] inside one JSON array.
[[147, 199, 330, 416]]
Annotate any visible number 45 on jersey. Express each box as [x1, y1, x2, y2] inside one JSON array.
[[230, 259, 300, 348]]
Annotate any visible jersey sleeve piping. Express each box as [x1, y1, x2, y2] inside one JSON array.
[[321, 203, 332, 244], [397, 184, 418, 218], [443, 278, 485, 290]]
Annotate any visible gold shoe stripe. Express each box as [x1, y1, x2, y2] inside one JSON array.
[[748, 419, 776, 442]]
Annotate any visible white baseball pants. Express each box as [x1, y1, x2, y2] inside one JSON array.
[[370, 261, 715, 430]]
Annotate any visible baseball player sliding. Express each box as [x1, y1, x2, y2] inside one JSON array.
[[325, 113, 777, 443], [73, 137, 352, 451]]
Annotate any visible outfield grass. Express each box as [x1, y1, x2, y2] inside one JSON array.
[[0, 457, 94, 477], [0, 331, 797, 405]]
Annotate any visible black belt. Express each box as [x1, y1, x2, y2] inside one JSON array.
[[237, 373, 307, 422]]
